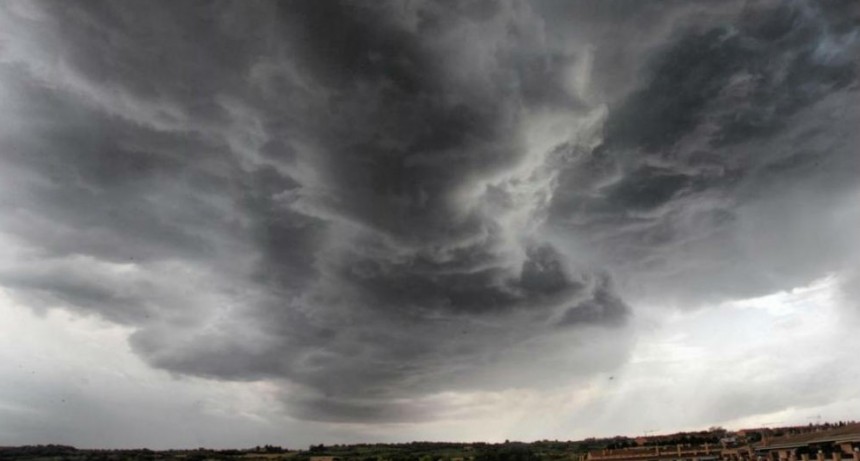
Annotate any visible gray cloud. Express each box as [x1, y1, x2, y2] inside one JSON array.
[[1, 0, 858, 426], [548, 0, 860, 307]]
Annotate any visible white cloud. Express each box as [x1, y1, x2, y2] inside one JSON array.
[[554, 276, 860, 438], [0, 290, 326, 449]]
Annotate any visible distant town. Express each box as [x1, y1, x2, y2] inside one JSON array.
[[2, 421, 858, 461]]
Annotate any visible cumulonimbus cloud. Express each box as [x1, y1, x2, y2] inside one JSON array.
[[0, 0, 858, 423]]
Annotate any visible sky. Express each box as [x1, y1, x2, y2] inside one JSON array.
[[1, 0, 859, 450]]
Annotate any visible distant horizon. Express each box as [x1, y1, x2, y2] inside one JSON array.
[[6, 420, 859, 451]]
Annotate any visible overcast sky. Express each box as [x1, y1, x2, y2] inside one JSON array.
[[1, 0, 860, 450]]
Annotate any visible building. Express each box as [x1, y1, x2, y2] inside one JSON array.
[[751, 424, 860, 461], [583, 425, 860, 461], [585, 443, 722, 461]]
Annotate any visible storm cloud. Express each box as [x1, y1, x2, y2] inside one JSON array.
[[1, 0, 859, 427]]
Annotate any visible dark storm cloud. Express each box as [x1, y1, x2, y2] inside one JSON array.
[[333, 242, 584, 316], [1, 0, 859, 425], [0, 0, 629, 423], [548, 0, 860, 307]]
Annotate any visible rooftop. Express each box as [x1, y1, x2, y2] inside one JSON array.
[[758, 425, 860, 451]]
